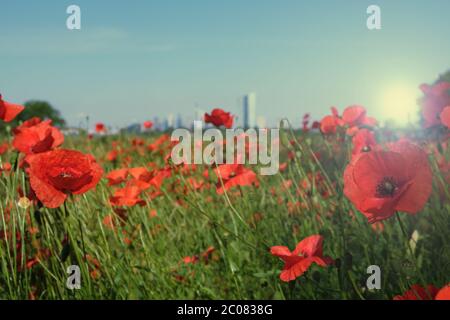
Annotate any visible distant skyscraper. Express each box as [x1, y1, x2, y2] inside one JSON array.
[[176, 114, 183, 128], [243, 93, 256, 129], [161, 118, 168, 131], [153, 116, 161, 131], [194, 108, 204, 130], [167, 113, 174, 128], [194, 108, 204, 122]]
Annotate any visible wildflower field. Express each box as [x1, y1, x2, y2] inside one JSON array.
[[0, 81, 449, 300]]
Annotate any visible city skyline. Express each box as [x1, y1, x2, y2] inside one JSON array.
[[117, 92, 265, 133]]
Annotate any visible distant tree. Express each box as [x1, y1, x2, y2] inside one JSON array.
[[437, 70, 450, 83], [16, 100, 66, 127]]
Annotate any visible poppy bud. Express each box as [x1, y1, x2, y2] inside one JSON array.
[[17, 197, 31, 209]]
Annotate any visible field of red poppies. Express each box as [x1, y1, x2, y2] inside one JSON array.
[[0, 79, 449, 300]]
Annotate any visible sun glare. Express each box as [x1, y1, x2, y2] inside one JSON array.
[[380, 84, 420, 126]]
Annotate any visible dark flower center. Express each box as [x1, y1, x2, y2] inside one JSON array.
[[376, 177, 398, 197]]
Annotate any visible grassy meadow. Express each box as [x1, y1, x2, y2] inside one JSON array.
[[0, 123, 448, 300]]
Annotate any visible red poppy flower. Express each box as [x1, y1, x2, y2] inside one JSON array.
[[204, 108, 234, 129], [151, 169, 171, 189], [127, 166, 170, 191], [185, 177, 205, 191], [212, 164, 258, 194], [102, 214, 116, 230], [0, 95, 24, 122], [181, 247, 216, 266], [129, 167, 152, 181], [311, 121, 320, 129], [201, 246, 216, 263], [361, 116, 377, 127], [393, 284, 439, 300], [95, 122, 106, 133], [420, 82, 450, 128], [106, 149, 119, 162], [344, 140, 432, 223], [84, 254, 102, 280], [106, 168, 129, 186], [25, 149, 103, 208], [435, 284, 450, 300], [302, 113, 310, 132], [109, 183, 145, 207], [13, 120, 64, 155], [271, 235, 334, 282], [342, 105, 367, 127], [320, 115, 339, 134], [13, 117, 42, 132], [440, 106, 450, 129], [345, 126, 359, 136], [183, 256, 199, 264], [131, 138, 145, 147], [351, 128, 377, 157], [1, 162, 12, 172], [143, 121, 153, 129], [331, 106, 339, 117], [0, 142, 9, 155], [149, 209, 157, 218], [148, 134, 170, 151], [341, 105, 377, 135]]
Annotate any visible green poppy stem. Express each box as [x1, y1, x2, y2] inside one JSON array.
[[395, 212, 427, 287]]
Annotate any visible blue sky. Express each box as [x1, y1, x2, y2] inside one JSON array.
[[1, 0, 449, 128]]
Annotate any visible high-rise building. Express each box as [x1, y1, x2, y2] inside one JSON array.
[[153, 116, 161, 131], [194, 108, 204, 130], [167, 113, 175, 129], [161, 118, 168, 131], [243, 93, 256, 129], [176, 114, 184, 128], [194, 108, 204, 122]]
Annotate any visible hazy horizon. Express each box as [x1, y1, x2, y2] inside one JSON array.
[[1, 0, 449, 128]]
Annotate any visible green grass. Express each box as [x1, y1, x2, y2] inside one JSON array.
[[0, 129, 449, 299]]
